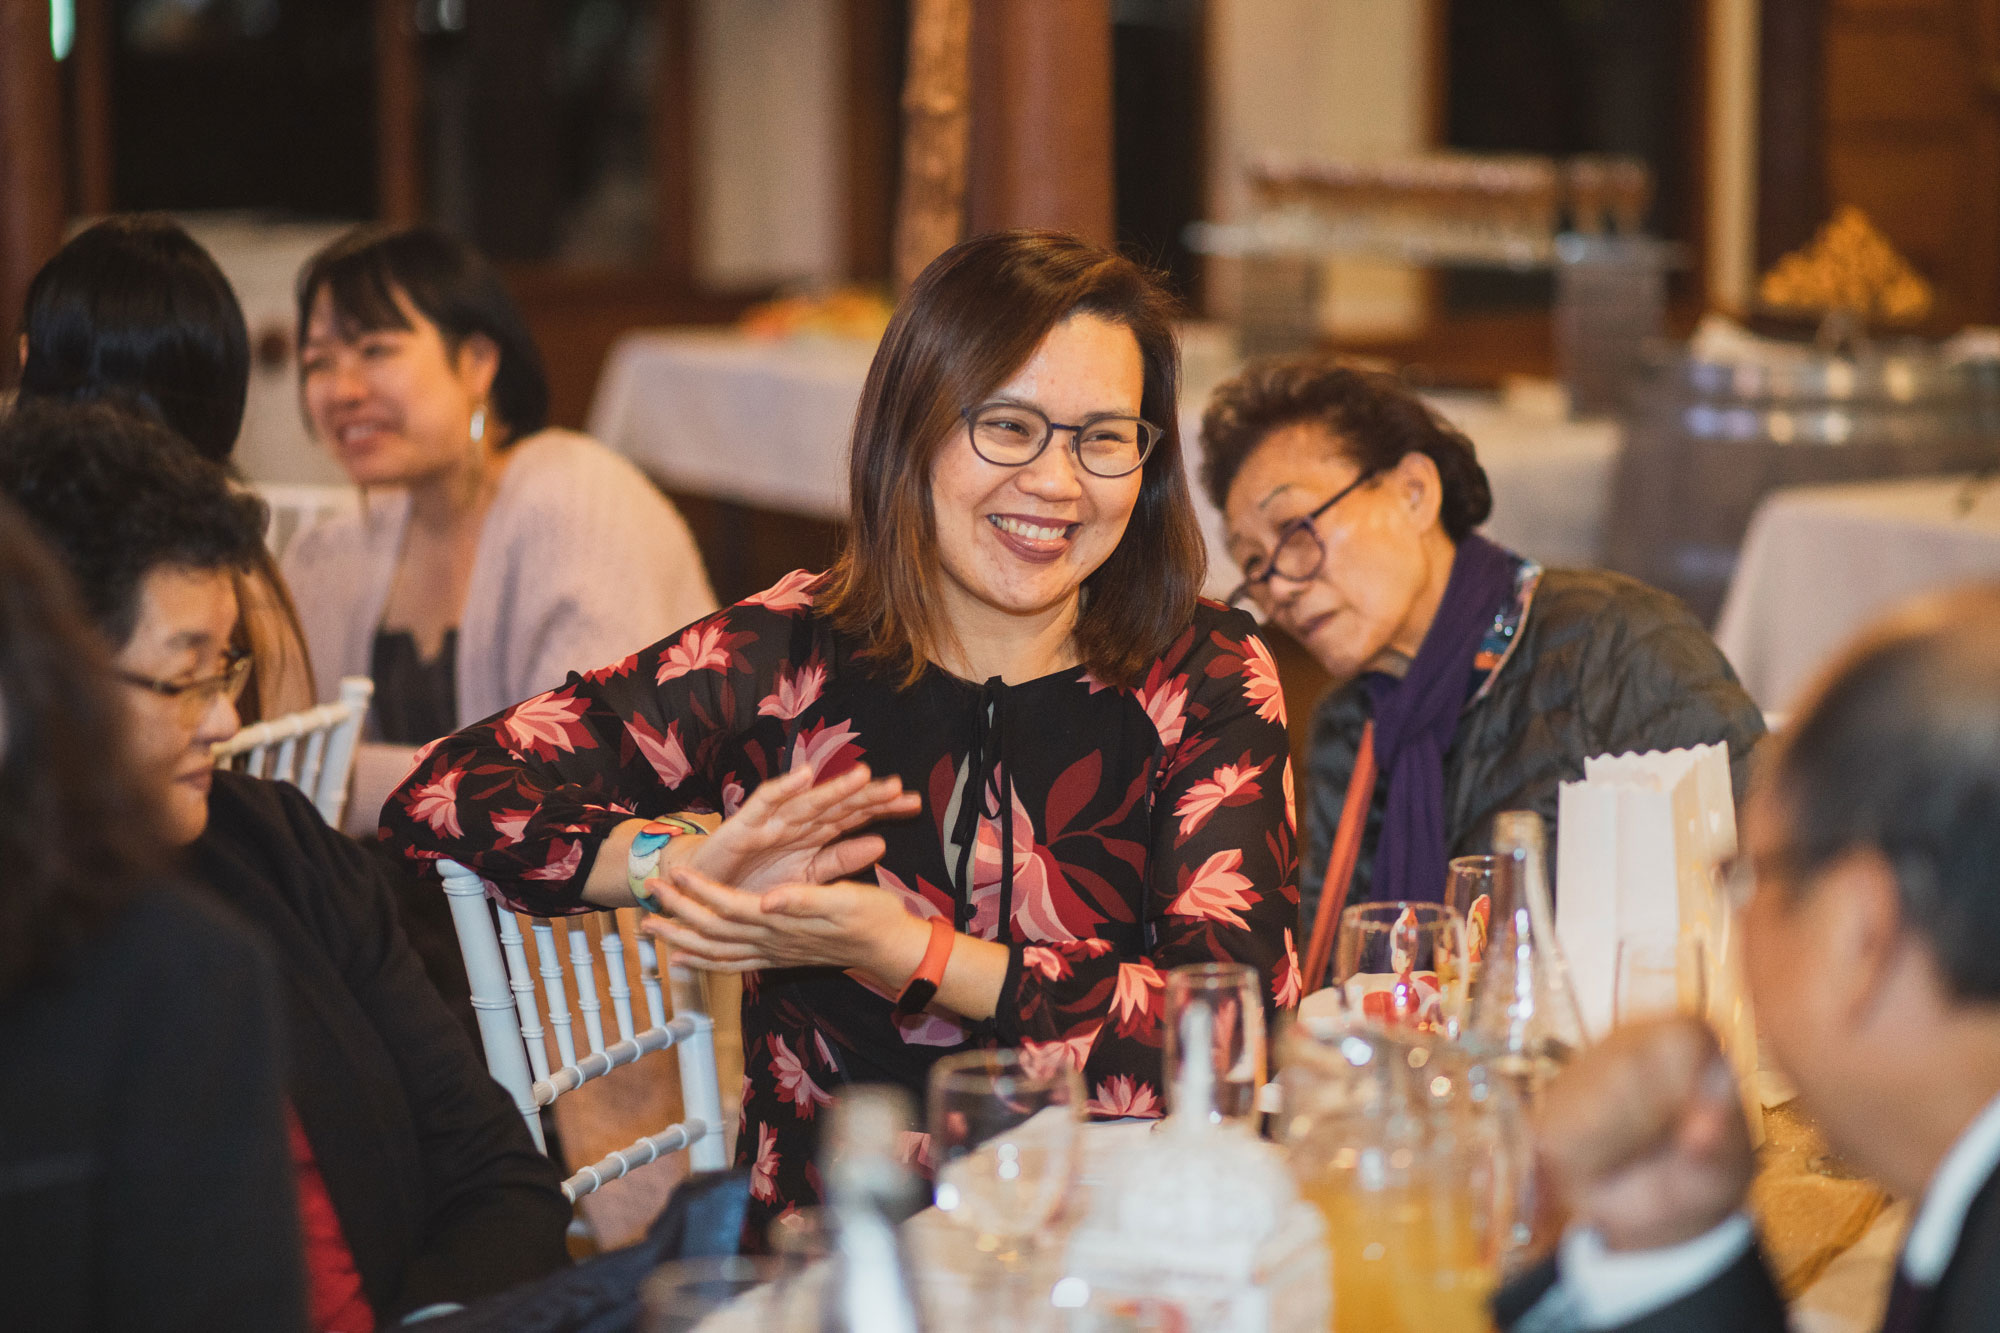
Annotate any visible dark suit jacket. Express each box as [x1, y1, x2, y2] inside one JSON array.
[[0, 887, 307, 1331], [190, 771, 571, 1321], [1497, 1165, 2000, 1332]]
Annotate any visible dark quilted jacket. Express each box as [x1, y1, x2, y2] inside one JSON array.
[[1300, 567, 1765, 926]]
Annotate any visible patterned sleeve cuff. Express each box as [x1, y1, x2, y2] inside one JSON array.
[[985, 942, 1030, 1045]]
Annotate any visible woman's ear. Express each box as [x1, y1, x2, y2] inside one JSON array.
[[1389, 450, 1445, 531], [455, 332, 502, 403]]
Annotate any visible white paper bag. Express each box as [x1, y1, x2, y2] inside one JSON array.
[[1556, 742, 1737, 1039]]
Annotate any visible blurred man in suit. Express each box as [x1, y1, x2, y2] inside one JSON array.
[[1500, 585, 2000, 1333]]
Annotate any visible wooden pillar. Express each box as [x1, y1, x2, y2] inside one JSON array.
[[374, 0, 422, 224], [1755, 0, 1827, 272], [0, 0, 65, 384], [964, 0, 1114, 245], [893, 0, 973, 290], [72, 0, 112, 215]]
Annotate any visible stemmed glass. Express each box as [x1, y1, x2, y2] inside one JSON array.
[[1444, 855, 1498, 967], [1333, 902, 1469, 1036], [927, 1049, 1082, 1329], [1162, 961, 1267, 1123]]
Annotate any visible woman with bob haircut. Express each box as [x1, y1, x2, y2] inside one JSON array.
[[15, 213, 316, 721], [383, 229, 1302, 1227], [282, 224, 714, 835]]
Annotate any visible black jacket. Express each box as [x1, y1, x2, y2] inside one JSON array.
[[189, 771, 571, 1320], [1, 887, 307, 1332], [1302, 567, 1765, 922], [1497, 1164, 2000, 1331]]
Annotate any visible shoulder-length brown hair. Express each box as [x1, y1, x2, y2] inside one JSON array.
[[821, 229, 1205, 689]]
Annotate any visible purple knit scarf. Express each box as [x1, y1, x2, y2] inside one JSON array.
[[1361, 532, 1518, 903]]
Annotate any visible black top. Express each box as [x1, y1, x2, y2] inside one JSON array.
[[0, 886, 307, 1332], [188, 771, 570, 1320], [371, 627, 459, 745]]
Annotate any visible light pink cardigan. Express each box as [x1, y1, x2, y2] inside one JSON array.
[[283, 429, 717, 833]]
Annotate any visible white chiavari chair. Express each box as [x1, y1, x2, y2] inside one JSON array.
[[211, 675, 373, 829], [252, 481, 354, 559], [435, 859, 729, 1204]]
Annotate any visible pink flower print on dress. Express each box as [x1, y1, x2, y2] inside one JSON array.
[[1133, 664, 1189, 749], [578, 651, 639, 685], [789, 718, 863, 783], [1023, 946, 1072, 982], [1275, 928, 1303, 1008], [741, 568, 819, 613], [655, 620, 741, 683], [1087, 1074, 1162, 1119], [757, 658, 827, 720], [967, 779, 1083, 942], [898, 1131, 934, 1171], [402, 768, 463, 839], [1109, 960, 1164, 1038], [1242, 634, 1287, 726], [627, 714, 693, 789], [769, 1034, 833, 1118], [1019, 1022, 1102, 1082], [500, 690, 597, 762], [1166, 849, 1260, 929], [750, 1123, 779, 1201], [1171, 756, 1271, 839], [488, 806, 532, 846], [520, 837, 583, 882], [721, 778, 745, 817]]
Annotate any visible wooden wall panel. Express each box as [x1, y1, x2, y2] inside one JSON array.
[[1818, 0, 2000, 327]]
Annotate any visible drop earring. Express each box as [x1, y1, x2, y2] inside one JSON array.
[[469, 403, 487, 444]]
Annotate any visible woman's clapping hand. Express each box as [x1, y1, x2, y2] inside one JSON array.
[[664, 762, 921, 894]]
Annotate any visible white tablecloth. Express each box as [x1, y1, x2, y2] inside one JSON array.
[[1715, 476, 2000, 714], [587, 330, 1621, 603]]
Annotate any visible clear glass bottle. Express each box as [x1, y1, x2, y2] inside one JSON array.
[[819, 1086, 929, 1333], [1463, 810, 1589, 1103]]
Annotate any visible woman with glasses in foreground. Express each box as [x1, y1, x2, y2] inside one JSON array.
[[0, 400, 570, 1326], [1203, 358, 1764, 940], [383, 230, 1301, 1230]]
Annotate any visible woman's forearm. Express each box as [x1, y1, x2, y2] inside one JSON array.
[[852, 913, 1008, 1022]]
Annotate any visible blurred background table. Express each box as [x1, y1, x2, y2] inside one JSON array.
[[1715, 476, 2000, 716], [588, 327, 1622, 607]]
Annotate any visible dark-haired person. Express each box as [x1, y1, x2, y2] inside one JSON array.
[[1505, 586, 2000, 1333], [1201, 359, 1762, 931], [281, 224, 714, 836], [382, 230, 1302, 1230], [16, 212, 316, 721], [0, 495, 306, 1332], [0, 400, 571, 1327]]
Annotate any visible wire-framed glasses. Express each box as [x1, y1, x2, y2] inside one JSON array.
[[1227, 469, 1379, 606], [119, 649, 252, 725], [961, 402, 1161, 479]]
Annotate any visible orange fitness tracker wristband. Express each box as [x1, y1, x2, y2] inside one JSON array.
[[894, 917, 956, 1016]]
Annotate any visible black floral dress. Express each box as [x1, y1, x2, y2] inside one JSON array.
[[381, 570, 1301, 1228]]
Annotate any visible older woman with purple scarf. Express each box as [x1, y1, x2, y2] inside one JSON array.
[[1202, 359, 1765, 970]]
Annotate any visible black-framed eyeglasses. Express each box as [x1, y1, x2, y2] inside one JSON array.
[[118, 649, 252, 724], [1226, 470, 1379, 606], [961, 402, 1161, 479]]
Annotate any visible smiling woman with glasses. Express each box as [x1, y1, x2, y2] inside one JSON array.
[[381, 229, 1302, 1236], [1200, 357, 1765, 968]]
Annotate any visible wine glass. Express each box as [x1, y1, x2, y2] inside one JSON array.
[[927, 1049, 1082, 1327], [1612, 936, 1708, 1027], [1333, 902, 1468, 1036], [1162, 961, 1267, 1123], [1444, 855, 1498, 966]]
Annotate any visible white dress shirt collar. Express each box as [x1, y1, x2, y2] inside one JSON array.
[[1903, 1088, 2000, 1285]]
